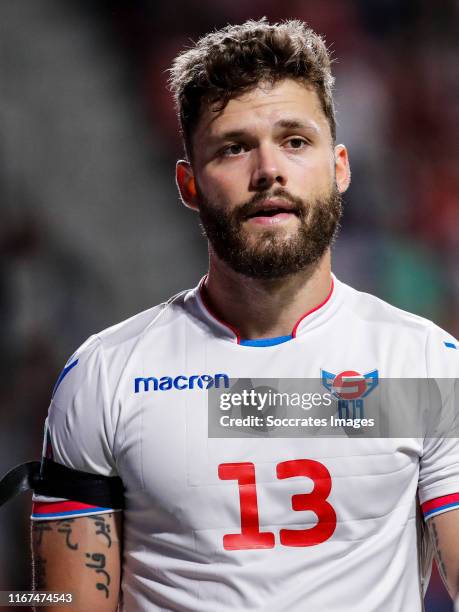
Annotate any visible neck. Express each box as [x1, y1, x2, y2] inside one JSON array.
[[203, 250, 333, 340]]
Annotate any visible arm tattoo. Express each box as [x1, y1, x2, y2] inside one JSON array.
[[31, 523, 51, 590], [89, 514, 112, 548], [32, 522, 53, 547], [32, 516, 116, 598], [429, 518, 448, 586], [56, 518, 79, 550], [33, 555, 47, 590], [85, 552, 111, 598]]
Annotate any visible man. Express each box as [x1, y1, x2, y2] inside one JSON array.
[[31, 18, 459, 611]]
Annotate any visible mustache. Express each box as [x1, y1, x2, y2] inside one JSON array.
[[235, 188, 307, 221]]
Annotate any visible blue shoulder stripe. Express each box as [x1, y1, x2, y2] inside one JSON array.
[[51, 359, 79, 398]]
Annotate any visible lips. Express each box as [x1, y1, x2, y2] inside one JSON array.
[[245, 198, 299, 220]]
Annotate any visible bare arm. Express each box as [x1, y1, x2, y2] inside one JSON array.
[[427, 509, 459, 600], [31, 512, 123, 612]]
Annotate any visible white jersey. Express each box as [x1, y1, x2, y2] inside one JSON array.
[[32, 275, 459, 612]]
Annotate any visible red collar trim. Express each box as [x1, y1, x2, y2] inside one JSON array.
[[198, 276, 335, 344], [291, 277, 334, 337], [198, 277, 241, 343]]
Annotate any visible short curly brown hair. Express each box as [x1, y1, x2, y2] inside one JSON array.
[[169, 18, 336, 160]]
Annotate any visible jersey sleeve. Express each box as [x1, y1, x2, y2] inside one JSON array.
[[418, 325, 459, 521], [31, 335, 122, 521]]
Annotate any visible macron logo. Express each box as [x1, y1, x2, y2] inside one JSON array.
[[134, 373, 230, 393]]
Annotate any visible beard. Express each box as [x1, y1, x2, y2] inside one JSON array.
[[197, 184, 343, 280]]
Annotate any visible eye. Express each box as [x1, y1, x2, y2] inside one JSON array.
[[221, 143, 246, 157], [285, 137, 308, 149]]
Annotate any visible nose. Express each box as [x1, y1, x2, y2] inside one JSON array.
[[250, 144, 287, 190]]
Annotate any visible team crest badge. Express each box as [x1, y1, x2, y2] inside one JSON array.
[[321, 369, 379, 418]]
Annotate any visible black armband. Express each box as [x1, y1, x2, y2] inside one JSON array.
[[0, 458, 124, 509]]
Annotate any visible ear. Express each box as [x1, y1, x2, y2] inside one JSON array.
[[334, 144, 351, 193], [176, 160, 199, 211]]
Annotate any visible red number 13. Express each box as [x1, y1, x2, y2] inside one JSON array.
[[218, 459, 336, 551]]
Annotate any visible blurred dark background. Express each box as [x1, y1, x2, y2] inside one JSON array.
[[0, 1, 458, 610]]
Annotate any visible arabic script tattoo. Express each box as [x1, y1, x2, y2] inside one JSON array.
[[85, 552, 111, 598], [57, 518, 79, 550], [89, 514, 112, 548]]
